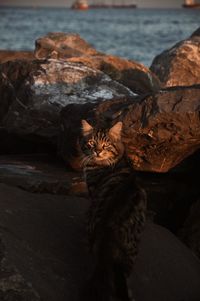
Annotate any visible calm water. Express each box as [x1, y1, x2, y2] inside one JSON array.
[[0, 6, 200, 66]]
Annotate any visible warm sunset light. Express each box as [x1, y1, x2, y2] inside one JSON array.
[[0, 1, 200, 301]]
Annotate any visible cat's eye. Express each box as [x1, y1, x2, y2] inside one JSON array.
[[87, 140, 95, 148], [103, 142, 110, 149]]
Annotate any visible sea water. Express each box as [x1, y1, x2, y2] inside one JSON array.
[[0, 6, 199, 66]]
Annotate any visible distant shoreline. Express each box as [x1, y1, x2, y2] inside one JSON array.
[[0, 5, 186, 10]]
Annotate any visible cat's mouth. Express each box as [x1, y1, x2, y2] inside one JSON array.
[[93, 156, 115, 166]]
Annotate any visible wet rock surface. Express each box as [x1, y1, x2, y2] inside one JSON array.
[[150, 27, 200, 87], [0, 59, 134, 151], [0, 183, 200, 301], [59, 85, 200, 172], [34, 32, 160, 95]]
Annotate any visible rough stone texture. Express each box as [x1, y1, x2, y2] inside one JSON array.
[[0, 59, 134, 151], [59, 85, 200, 172], [150, 27, 200, 87], [34, 32, 161, 95], [0, 154, 86, 196], [68, 55, 160, 95], [0, 183, 200, 301], [179, 199, 200, 259], [0, 238, 40, 301], [0, 50, 34, 63], [34, 32, 100, 60]]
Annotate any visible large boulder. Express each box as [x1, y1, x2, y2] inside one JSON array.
[[34, 32, 161, 95], [0, 59, 134, 153], [0, 154, 86, 196], [0, 183, 200, 301], [34, 32, 100, 60], [150, 27, 200, 87], [59, 85, 200, 172]]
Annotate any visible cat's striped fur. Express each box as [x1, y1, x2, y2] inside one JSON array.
[[81, 120, 147, 301]]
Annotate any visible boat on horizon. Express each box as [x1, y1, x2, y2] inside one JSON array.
[[182, 0, 200, 8], [71, 0, 137, 10], [71, 0, 89, 10]]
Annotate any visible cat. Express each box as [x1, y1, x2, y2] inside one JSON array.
[[80, 119, 147, 301]]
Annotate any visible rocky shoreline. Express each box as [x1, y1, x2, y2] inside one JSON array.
[[0, 29, 200, 300]]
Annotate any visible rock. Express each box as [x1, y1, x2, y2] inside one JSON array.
[[0, 59, 134, 152], [59, 85, 200, 172], [130, 223, 200, 301], [179, 199, 200, 259], [68, 55, 160, 95], [0, 154, 86, 196], [34, 32, 160, 95], [0, 50, 34, 63], [150, 27, 200, 87], [0, 183, 91, 301], [34, 32, 100, 60], [135, 159, 200, 234], [0, 238, 40, 301], [0, 152, 199, 238], [0, 183, 200, 301]]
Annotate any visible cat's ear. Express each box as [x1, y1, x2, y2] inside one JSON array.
[[109, 121, 123, 140], [81, 120, 93, 136]]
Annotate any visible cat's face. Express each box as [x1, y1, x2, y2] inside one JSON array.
[[81, 120, 124, 168]]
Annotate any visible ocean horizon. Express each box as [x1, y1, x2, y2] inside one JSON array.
[[0, 6, 199, 66]]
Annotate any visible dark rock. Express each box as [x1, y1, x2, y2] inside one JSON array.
[[59, 85, 200, 172], [0, 59, 134, 153], [191, 27, 200, 38], [0, 183, 200, 301], [0, 239, 40, 301], [130, 223, 200, 301], [0, 153, 199, 238], [179, 199, 200, 259], [34, 32, 161, 95], [0, 154, 86, 196], [0, 50, 34, 63], [150, 27, 200, 87]]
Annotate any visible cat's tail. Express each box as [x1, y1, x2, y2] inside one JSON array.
[[80, 262, 132, 301]]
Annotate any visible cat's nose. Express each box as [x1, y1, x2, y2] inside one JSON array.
[[95, 150, 101, 156]]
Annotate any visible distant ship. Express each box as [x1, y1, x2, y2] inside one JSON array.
[[71, 0, 137, 10], [71, 0, 89, 10], [182, 0, 200, 8]]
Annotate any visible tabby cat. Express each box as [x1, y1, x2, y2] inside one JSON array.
[[81, 120, 147, 301]]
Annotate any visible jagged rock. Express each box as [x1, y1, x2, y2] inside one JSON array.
[[59, 85, 200, 172], [68, 55, 160, 95], [0, 59, 134, 152], [34, 32, 100, 59], [0, 50, 34, 63], [150, 27, 200, 87], [0, 183, 200, 301], [179, 198, 200, 259], [34, 32, 160, 95]]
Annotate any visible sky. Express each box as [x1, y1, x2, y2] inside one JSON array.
[[0, 0, 184, 8]]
